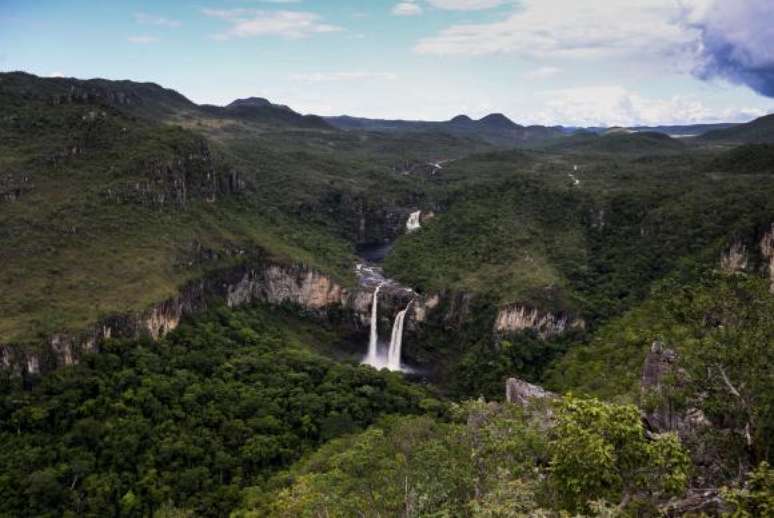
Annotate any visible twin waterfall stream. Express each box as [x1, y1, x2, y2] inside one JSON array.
[[364, 283, 412, 372], [360, 211, 421, 372]]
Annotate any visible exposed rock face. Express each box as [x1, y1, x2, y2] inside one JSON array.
[[104, 139, 244, 208], [505, 377, 555, 407], [0, 263, 365, 379], [720, 241, 749, 274], [412, 294, 440, 323], [640, 341, 708, 435], [494, 304, 584, 339], [226, 266, 348, 310]]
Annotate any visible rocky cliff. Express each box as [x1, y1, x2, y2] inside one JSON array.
[[0, 262, 371, 379], [720, 222, 774, 292], [494, 303, 584, 339]]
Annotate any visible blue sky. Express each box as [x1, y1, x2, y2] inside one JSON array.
[[2, 0, 773, 126]]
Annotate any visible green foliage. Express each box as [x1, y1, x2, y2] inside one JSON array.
[[722, 462, 774, 517], [548, 274, 774, 466], [242, 397, 691, 516], [549, 397, 690, 512], [0, 305, 430, 516]]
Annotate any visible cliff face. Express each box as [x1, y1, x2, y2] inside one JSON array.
[[494, 303, 584, 339], [104, 138, 244, 208], [720, 223, 774, 292], [0, 263, 365, 379]]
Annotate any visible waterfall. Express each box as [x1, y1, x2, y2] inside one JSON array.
[[366, 284, 382, 364], [387, 302, 412, 371], [406, 211, 421, 233]]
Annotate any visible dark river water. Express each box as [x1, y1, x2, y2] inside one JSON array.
[[356, 241, 393, 263]]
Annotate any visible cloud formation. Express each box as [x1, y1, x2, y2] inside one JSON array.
[[681, 0, 774, 97], [203, 9, 341, 39], [392, 2, 423, 16], [415, 0, 690, 58], [530, 85, 764, 127]]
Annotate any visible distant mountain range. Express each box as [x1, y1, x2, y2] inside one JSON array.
[[6, 71, 772, 146], [324, 113, 566, 146]]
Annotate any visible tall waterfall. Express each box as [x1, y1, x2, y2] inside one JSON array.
[[387, 302, 412, 371], [366, 284, 382, 364], [406, 211, 422, 233]]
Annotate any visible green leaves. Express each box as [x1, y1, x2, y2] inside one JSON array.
[[0, 304, 429, 516], [549, 396, 690, 513]]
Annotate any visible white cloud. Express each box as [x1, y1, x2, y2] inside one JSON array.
[[415, 0, 693, 58], [392, 3, 423, 16], [127, 35, 160, 44], [203, 9, 342, 39], [523, 66, 560, 80], [426, 0, 512, 10], [48, 71, 65, 78], [134, 13, 181, 28], [528, 85, 765, 126], [290, 72, 399, 82]]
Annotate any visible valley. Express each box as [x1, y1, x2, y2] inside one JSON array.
[[1, 72, 773, 516]]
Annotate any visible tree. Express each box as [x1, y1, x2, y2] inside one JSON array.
[[549, 396, 690, 513]]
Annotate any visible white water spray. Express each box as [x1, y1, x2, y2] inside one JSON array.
[[406, 211, 422, 233], [387, 302, 412, 371], [366, 284, 383, 365]]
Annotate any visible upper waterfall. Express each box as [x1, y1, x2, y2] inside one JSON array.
[[406, 211, 422, 233]]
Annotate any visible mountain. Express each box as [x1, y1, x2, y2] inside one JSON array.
[[325, 112, 564, 146], [701, 113, 774, 143], [226, 96, 290, 111]]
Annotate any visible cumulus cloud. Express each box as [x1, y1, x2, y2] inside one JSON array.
[[529, 85, 765, 127], [415, 0, 690, 58], [680, 0, 774, 97], [392, 2, 423, 16], [203, 8, 341, 39], [290, 72, 398, 82]]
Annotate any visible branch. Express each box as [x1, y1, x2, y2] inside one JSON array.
[[716, 364, 741, 399]]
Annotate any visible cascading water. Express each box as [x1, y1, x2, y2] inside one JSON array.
[[406, 211, 422, 233], [387, 302, 412, 371], [366, 284, 383, 365]]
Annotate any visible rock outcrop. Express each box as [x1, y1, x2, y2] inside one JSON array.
[[720, 223, 774, 292], [639, 341, 708, 436], [495, 304, 584, 339], [505, 377, 555, 407], [720, 241, 749, 274]]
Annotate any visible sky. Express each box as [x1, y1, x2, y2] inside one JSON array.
[[2, 0, 774, 126]]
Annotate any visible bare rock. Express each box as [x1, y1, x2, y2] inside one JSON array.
[[505, 377, 555, 407]]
